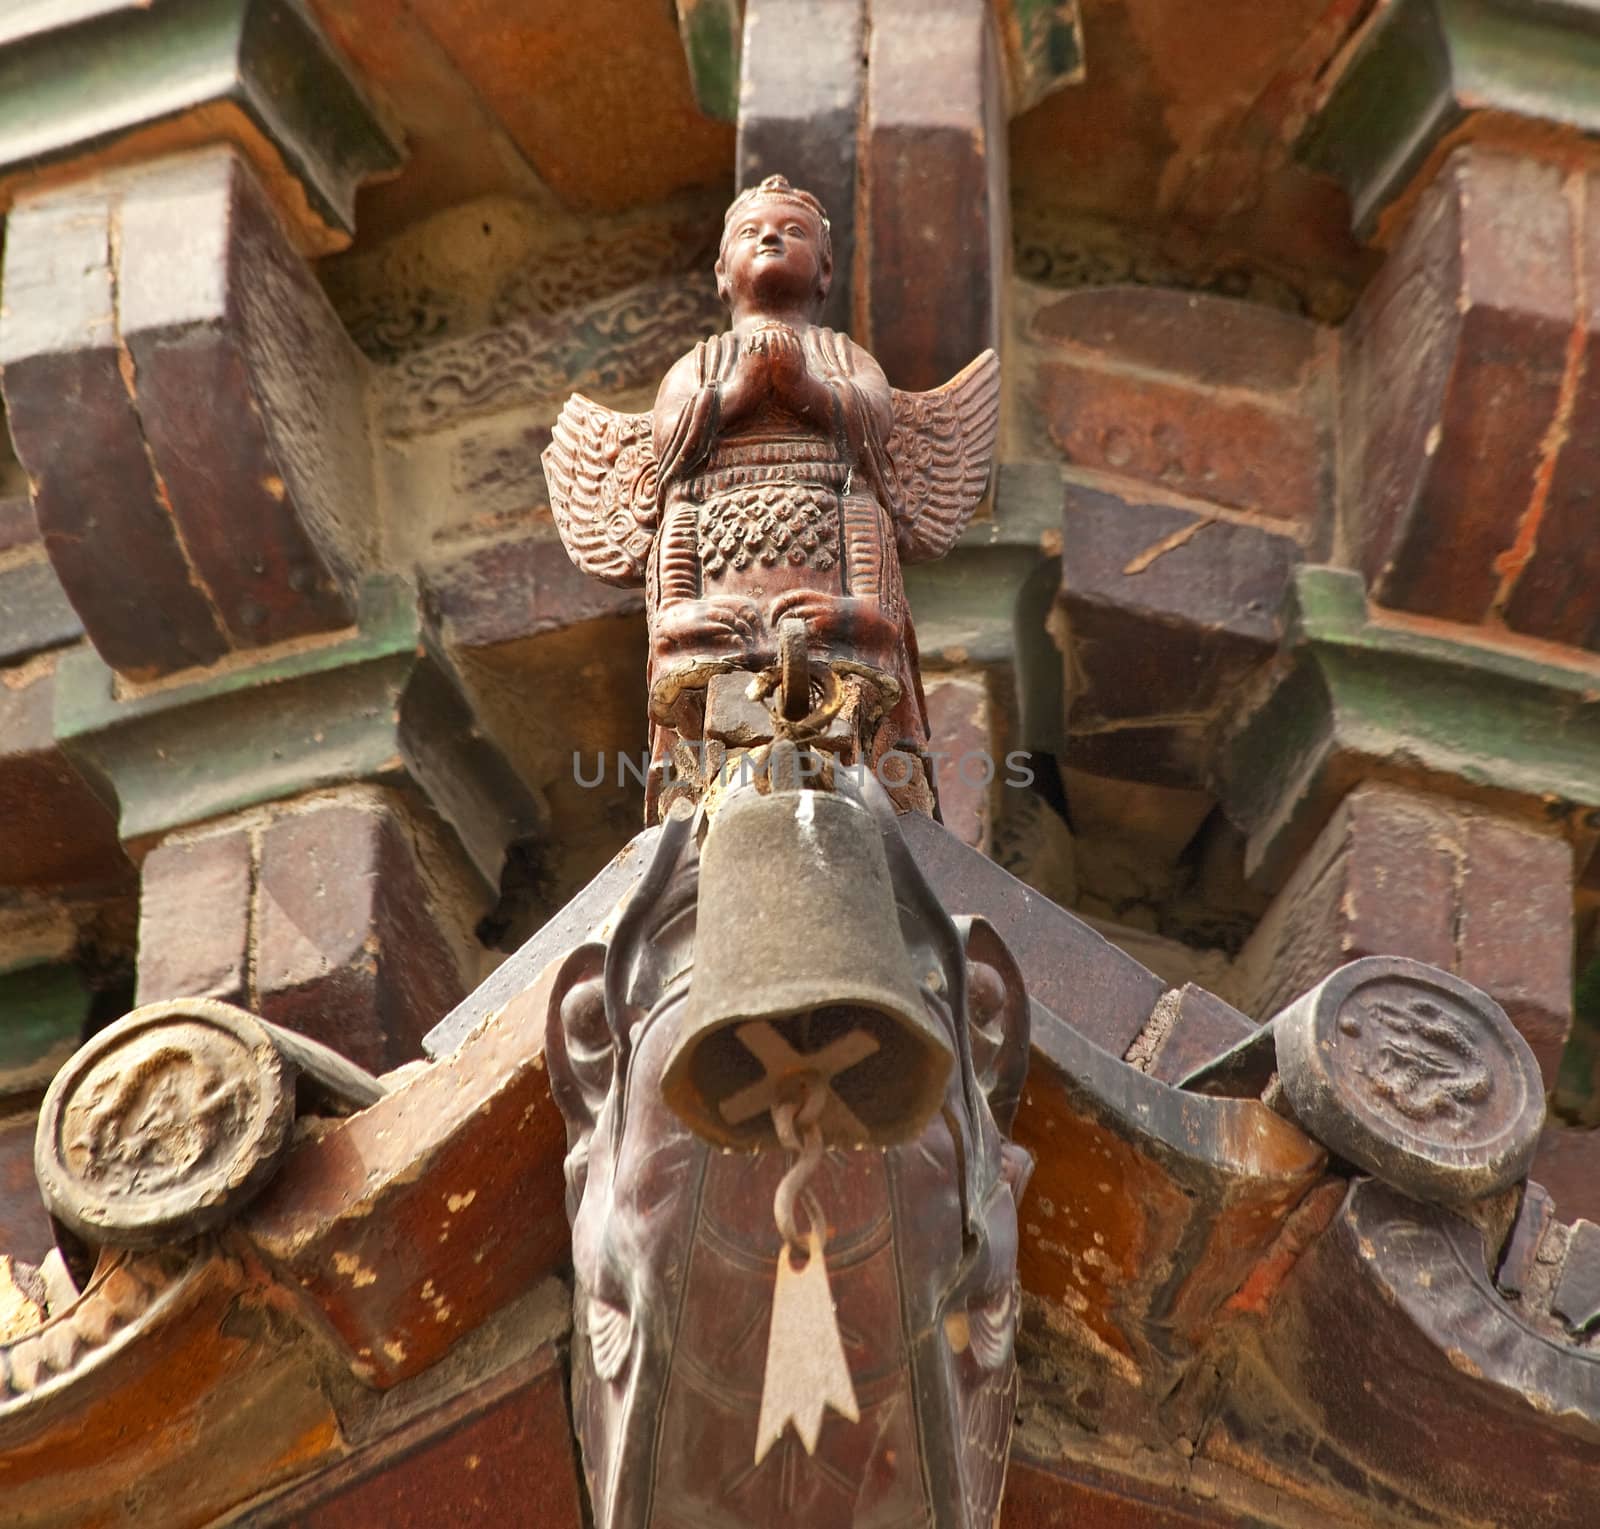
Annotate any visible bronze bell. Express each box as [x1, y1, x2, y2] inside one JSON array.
[[661, 772, 955, 1151]]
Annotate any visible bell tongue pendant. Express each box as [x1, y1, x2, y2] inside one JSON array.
[[754, 1225, 859, 1464], [753, 1087, 860, 1464]]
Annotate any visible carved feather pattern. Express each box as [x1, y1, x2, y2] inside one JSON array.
[[588, 1293, 633, 1382], [884, 349, 1002, 565], [967, 1277, 1017, 1373], [961, 1356, 1019, 1527], [961, 1271, 1020, 1521], [543, 393, 660, 588]]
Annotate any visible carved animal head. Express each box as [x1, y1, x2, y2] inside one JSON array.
[[546, 781, 1032, 1527]]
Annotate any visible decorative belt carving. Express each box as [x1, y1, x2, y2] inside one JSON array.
[[682, 459, 850, 500]]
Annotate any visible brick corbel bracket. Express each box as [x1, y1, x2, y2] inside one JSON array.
[[1299, 0, 1600, 243], [50, 576, 548, 912], [0, 0, 400, 685], [1216, 567, 1600, 891], [1299, 6, 1600, 657], [1, 146, 389, 682], [0, 0, 399, 253]]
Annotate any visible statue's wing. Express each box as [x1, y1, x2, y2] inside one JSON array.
[[543, 393, 659, 587], [884, 349, 1001, 564]]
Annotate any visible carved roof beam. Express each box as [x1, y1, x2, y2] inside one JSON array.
[[1224, 1180, 1600, 1529], [685, 0, 1083, 126]]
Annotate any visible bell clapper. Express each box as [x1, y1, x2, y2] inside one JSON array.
[[753, 1078, 861, 1464]]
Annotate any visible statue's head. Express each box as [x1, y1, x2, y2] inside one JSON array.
[[715, 174, 833, 316]]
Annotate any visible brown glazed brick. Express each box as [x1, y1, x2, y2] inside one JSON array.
[[255, 793, 474, 1071], [1458, 814, 1574, 1085], [1504, 162, 1600, 652], [135, 829, 253, 1007], [1031, 286, 1330, 526], [925, 674, 994, 853], [1032, 286, 1323, 396], [251, 1348, 583, 1528], [1235, 786, 1463, 1023], [0, 659, 126, 889], [0, 1111, 52, 1266], [422, 531, 643, 652], [1341, 148, 1578, 626], [863, 0, 1004, 389], [1235, 784, 1572, 1083], [1530, 1123, 1600, 1225], [117, 150, 369, 649], [0, 188, 229, 677], [1057, 482, 1298, 786], [1039, 364, 1325, 526], [0, 150, 371, 680]]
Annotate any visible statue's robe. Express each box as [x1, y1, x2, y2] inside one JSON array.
[[646, 327, 925, 754]]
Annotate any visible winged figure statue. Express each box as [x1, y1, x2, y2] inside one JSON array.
[[543, 175, 1000, 811]]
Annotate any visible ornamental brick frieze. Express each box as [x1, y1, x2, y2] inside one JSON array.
[[0, 148, 377, 681], [377, 275, 726, 439], [322, 192, 724, 364]]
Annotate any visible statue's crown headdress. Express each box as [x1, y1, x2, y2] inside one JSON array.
[[722, 175, 831, 237]]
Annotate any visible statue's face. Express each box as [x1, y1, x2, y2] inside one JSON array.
[[716, 198, 830, 312]]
